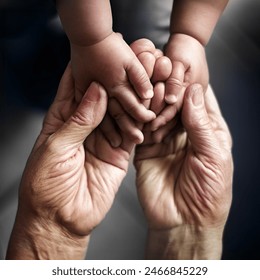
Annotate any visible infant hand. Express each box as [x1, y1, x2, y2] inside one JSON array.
[[164, 33, 209, 105]]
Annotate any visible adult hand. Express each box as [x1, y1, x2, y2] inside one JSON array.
[[7, 64, 135, 259], [134, 84, 233, 259]]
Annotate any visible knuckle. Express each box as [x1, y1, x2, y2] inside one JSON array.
[[157, 115, 168, 127], [71, 109, 93, 126], [109, 85, 123, 98], [127, 104, 143, 120], [137, 71, 150, 87], [108, 106, 126, 121], [128, 62, 150, 86], [167, 77, 183, 89]]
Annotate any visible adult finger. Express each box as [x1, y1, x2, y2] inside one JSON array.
[[137, 52, 156, 79], [100, 114, 122, 148], [130, 39, 156, 79], [182, 84, 221, 160], [108, 98, 144, 144], [204, 86, 232, 151], [151, 118, 178, 143]]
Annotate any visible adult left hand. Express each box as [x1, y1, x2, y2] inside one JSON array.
[[7, 64, 135, 259]]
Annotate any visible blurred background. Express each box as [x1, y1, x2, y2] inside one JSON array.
[[1, 0, 260, 259]]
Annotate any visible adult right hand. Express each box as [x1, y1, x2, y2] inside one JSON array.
[[134, 84, 233, 259]]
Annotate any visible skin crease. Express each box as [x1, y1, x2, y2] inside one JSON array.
[[135, 84, 233, 228], [6, 39, 175, 260], [134, 83, 233, 259], [100, 38, 173, 147], [164, 33, 209, 105], [56, 0, 229, 143], [19, 65, 135, 236], [6, 64, 138, 259], [132, 40, 233, 234], [165, 0, 229, 104], [6, 35, 233, 259], [57, 0, 155, 128], [99, 38, 233, 259]]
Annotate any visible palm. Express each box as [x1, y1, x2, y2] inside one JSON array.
[[57, 125, 130, 235], [135, 91, 232, 230], [22, 66, 133, 236], [135, 129, 189, 229]]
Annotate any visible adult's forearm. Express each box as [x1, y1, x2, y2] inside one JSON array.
[[56, 0, 113, 46], [146, 225, 224, 260], [6, 212, 89, 260], [170, 0, 229, 46]]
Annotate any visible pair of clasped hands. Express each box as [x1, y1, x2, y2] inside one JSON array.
[[7, 39, 233, 260]]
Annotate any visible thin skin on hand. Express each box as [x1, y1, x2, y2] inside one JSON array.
[[135, 85, 232, 228], [134, 84, 233, 259], [6, 64, 137, 259]]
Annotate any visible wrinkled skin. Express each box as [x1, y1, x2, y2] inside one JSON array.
[[18, 64, 135, 236], [135, 84, 233, 231]]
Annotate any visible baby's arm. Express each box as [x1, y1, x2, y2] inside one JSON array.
[[171, 0, 229, 46], [56, 0, 112, 46], [56, 0, 154, 125], [165, 0, 229, 104]]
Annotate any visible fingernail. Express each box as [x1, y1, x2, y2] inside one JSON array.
[[86, 82, 101, 102], [111, 138, 121, 148], [148, 110, 156, 120], [145, 89, 154, 99], [165, 94, 178, 104], [135, 131, 144, 144], [191, 85, 203, 106]]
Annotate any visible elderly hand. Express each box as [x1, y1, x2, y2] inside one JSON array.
[[7, 64, 135, 259], [134, 84, 233, 259]]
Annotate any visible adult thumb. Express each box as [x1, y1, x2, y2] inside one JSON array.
[[182, 84, 219, 158], [55, 82, 107, 150]]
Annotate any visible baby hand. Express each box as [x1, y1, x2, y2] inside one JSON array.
[[164, 33, 209, 106], [71, 32, 156, 124]]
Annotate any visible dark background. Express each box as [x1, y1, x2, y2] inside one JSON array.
[[1, 0, 260, 259]]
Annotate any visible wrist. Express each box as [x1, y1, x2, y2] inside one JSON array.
[[146, 225, 224, 260], [69, 29, 114, 48], [167, 33, 205, 50], [6, 210, 89, 260], [70, 30, 114, 49], [57, 0, 113, 47], [170, 0, 228, 46]]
